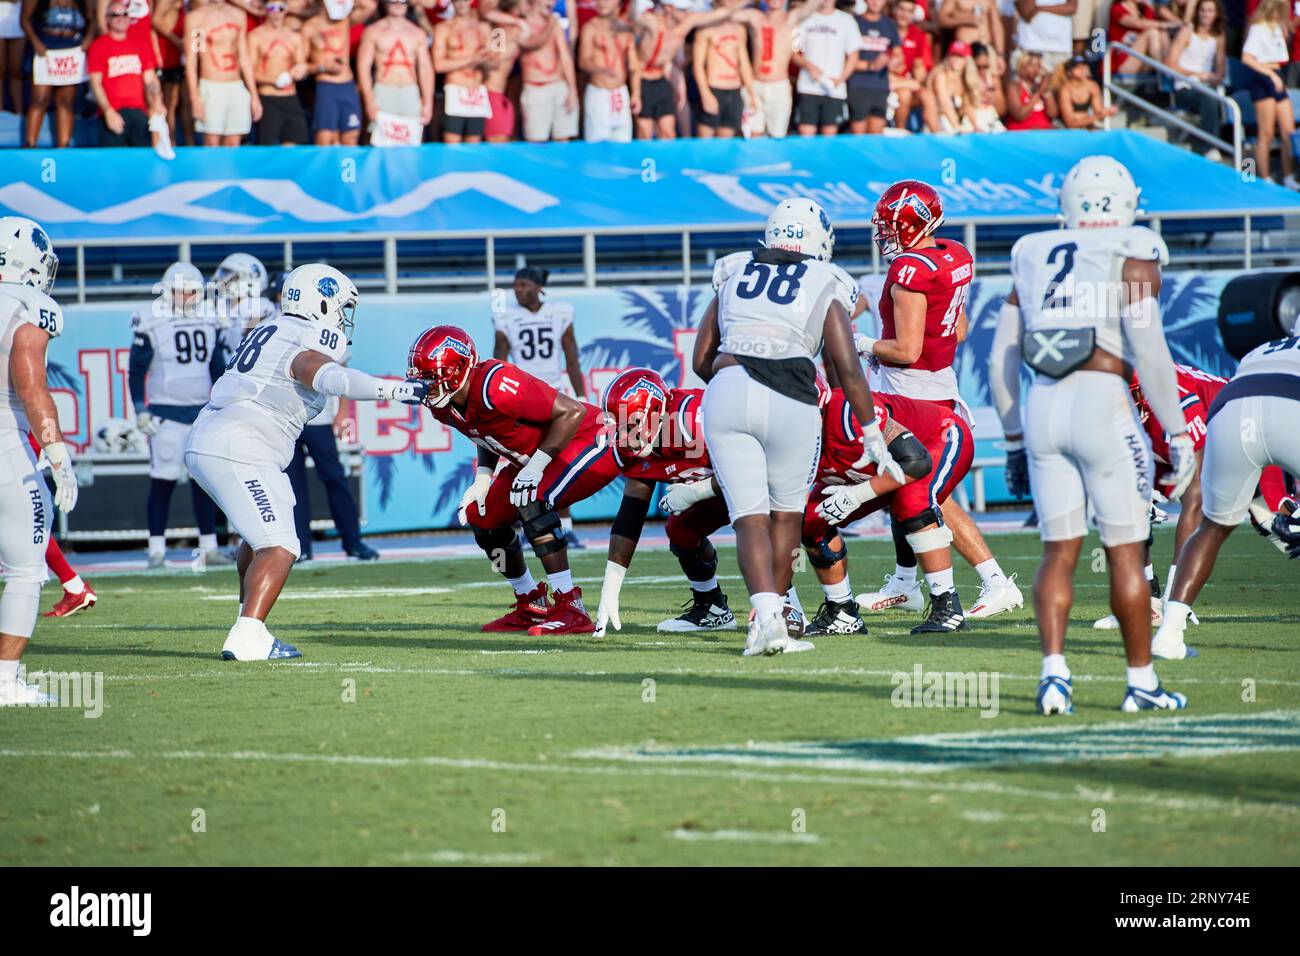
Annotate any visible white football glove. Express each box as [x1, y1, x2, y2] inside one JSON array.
[[135, 411, 160, 436], [816, 481, 878, 526], [854, 334, 878, 356], [386, 379, 429, 405], [852, 419, 904, 484], [593, 561, 627, 638], [661, 477, 717, 515], [458, 465, 493, 526], [510, 450, 552, 508], [1163, 432, 1196, 501], [45, 441, 78, 514]]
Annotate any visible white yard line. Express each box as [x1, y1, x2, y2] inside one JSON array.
[[666, 828, 821, 845]]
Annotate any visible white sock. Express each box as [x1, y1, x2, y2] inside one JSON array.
[[784, 586, 803, 615], [548, 569, 573, 594], [824, 578, 852, 603], [924, 567, 954, 596], [974, 558, 1007, 587], [560, 516, 574, 533], [64, 574, 85, 595], [148, 535, 165, 556], [1041, 653, 1070, 680], [507, 570, 537, 595], [1143, 563, 1154, 581], [895, 564, 917, 588], [751, 591, 783, 620], [0, 659, 19, 682], [1164, 565, 1178, 598], [199, 534, 218, 553], [1127, 663, 1158, 691], [1163, 600, 1192, 631], [690, 576, 719, 593], [226, 616, 269, 654]]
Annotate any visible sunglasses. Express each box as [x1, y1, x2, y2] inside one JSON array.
[[107, 10, 130, 16]]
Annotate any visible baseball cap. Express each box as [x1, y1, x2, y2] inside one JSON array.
[[948, 40, 972, 57]]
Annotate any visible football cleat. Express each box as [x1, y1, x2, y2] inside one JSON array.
[[804, 599, 867, 636], [0, 673, 55, 707], [1120, 684, 1188, 712], [202, 548, 236, 567], [911, 589, 969, 634], [483, 583, 550, 632], [782, 603, 805, 637], [964, 575, 1024, 620], [742, 611, 814, 657], [657, 589, 736, 632], [527, 587, 596, 635], [856, 573, 924, 613], [1037, 675, 1074, 715], [1093, 596, 1165, 630], [220, 623, 301, 661], [44, 584, 97, 618], [346, 542, 381, 561], [147, 552, 166, 570]]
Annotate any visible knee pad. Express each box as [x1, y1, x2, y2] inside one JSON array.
[[898, 507, 942, 535], [905, 524, 953, 554], [802, 533, 848, 569], [473, 524, 517, 556], [670, 540, 717, 581], [888, 430, 933, 480], [519, 501, 565, 558], [0, 573, 44, 639]]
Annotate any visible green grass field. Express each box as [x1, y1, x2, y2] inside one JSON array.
[[2, 527, 1297, 866]]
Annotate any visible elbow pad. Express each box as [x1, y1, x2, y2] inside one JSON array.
[[888, 430, 932, 480], [311, 362, 388, 400]]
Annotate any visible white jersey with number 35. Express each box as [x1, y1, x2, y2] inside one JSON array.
[[0, 284, 63, 452], [186, 315, 348, 470], [1010, 225, 1169, 361], [493, 301, 574, 387]]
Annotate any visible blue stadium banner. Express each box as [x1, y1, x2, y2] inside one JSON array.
[[2, 131, 1297, 242], [51, 268, 1239, 533]]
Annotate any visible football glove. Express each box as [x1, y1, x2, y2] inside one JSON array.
[[661, 477, 717, 515], [1163, 432, 1196, 500], [817, 482, 878, 526], [593, 561, 627, 638], [135, 411, 160, 437], [852, 420, 904, 484], [457, 465, 493, 526], [1271, 500, 1300, 559], [388, 379, 429, 405], [1004, 440, 1029, 499], [510, 450, 552, 508], [45, 441, 79, 514]]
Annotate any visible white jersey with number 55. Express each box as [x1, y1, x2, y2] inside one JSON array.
[[186, 315, 349, 470], [493, 300, 574, 387], [1010, 226, 1169, 361], [0, 284, 62, 452]]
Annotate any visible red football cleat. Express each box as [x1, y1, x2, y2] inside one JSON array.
[[44, 584, 97, 618], [527, 587, 596, 636], [482, 583, 549, 632]]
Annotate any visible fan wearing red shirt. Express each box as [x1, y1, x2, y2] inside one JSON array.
[[408, 326, 621, 635], [86, 0, 161, 146], [890, 0, 937, 131]]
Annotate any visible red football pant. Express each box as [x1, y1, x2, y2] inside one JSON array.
[[467, 431, 622, 530], [664, 497, 731, 550]]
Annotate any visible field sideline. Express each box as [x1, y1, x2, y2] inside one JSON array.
[[1, 527, 1297, 866]]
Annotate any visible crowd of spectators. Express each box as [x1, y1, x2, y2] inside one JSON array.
[[0, 0, 1296, 180]]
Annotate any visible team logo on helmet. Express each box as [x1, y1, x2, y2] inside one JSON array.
[[316, 276, 340, 297], [624, 377, 666, 405], [888, 193, 933, 223], [30, 228, 49, 252], [437, 336, 473, 359]]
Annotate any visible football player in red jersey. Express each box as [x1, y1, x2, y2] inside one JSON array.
[[805, 386, 976, 634], [407, 326, 621, 636], [850, 178, 1022, 620], [590, 367, 740, 637]]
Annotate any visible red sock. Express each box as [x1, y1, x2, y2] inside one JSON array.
[[45, 536, 78, 588]]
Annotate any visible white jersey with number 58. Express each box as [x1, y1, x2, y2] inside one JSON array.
[[0, 284, 63, 452], [186, 315, 348, 470]]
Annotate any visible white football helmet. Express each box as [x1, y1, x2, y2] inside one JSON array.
[[159, 261, 205, 316], [213, 252, 268, 300], [280, 263, 358, 340], [0, 216, 58, 293], [762, 198, 835, 261], [1059, 156, 1141, 230], [95, 417, 147, 454]]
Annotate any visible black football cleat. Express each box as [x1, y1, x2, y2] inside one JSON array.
[[804, 599, 867, 636], [911, 589, 969, 634]]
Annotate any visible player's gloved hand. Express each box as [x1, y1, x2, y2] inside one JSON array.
[[854, 334, 877, 357], [45, 441, 78, 514], [817, 481, 878, 526], [852, 420, 904, 484], [135, 411, 160, 437], [1271, 500, 1300, 559], [661, 477, 717, 515], [510, 450, 552, 508], [1163, 432, 1196, 500], [458, 465, 493, 526], [388, 379, 429, 405], [593, 561, 626, 638], [1004, 439, 1030, 499]]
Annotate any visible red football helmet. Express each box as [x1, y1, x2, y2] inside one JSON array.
[[815, 368, 831, 411], [872, 180, 944, 257], [602, 367, 669, 458], [408, 325, 478, 408]]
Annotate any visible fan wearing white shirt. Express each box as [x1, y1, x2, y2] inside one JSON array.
[[791, 0, 860, 135], [1014, 0, 1076, 73], [1241, 0, 1298, 190]]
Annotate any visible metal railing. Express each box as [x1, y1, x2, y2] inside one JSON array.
[[1102, 39, 1243, 171]]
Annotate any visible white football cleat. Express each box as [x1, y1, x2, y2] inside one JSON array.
[[1093, 596, 1164, 630], [0, 673, 55, 707], [221, 619, 301, 661], [1036, 675, 1073, 716], [743, 612, 814, 657], [856, 573, 924, 613], [965, 574, 1024, 620]]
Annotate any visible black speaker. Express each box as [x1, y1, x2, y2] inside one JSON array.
[[1217, 271, 1300, 360]]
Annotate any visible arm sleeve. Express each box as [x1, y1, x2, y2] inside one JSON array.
[[310, 362, 391, 401], [1122, 297, 1188, 437], [610, 491, 652, 542], [128, 330, 153, 408], [987, 298, 1024, 435]]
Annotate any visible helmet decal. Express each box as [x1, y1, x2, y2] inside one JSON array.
[[31, 228, 49, 252], [889, 193, 933, 223], [316, 276, 340, 297], [623, 376, 666, 405]]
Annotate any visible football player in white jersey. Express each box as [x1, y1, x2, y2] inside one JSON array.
[[184, 263, 428, 661], [989, 155, 1195, 714], [693, 197, 901, 657], [0, 217, 80, 706], [1153, 315, 1300, 659], [493, 266, 588, 549], [130, 262, 232, 569], [213, 252, 275, 358]]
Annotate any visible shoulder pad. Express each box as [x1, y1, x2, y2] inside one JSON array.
[[1118, 226, 1169, 267], [13, 288, 63, 339], [299, 321, 349, 363], [712, 251, 751, 291], [824, 262, 860, 309]]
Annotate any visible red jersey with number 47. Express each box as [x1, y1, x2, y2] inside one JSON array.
[[613, 388, 712, 484], [819, 388, 958, 481], [1140, 365, 1227, 466], [429, 359, 603, 466], [877, 239, 973, 373]]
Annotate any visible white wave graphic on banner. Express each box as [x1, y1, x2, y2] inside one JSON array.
[[0, 172, 560, 226]]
